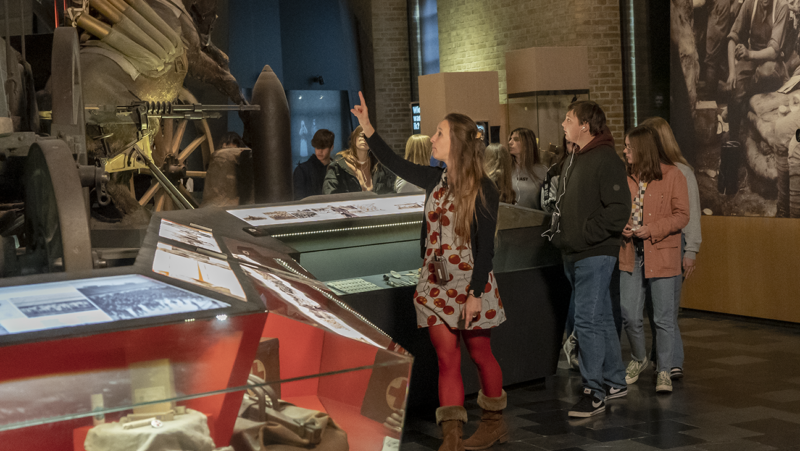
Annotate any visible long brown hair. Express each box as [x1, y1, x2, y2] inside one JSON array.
[[484, 143, 516, 203], [626, 126, 672, 183], [339, 125, 376, 173], [509, 128, 542, 182], [640, 117, 691, 169], [444, 113, 489, 244]]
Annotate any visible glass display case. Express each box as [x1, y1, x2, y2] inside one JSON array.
[[507, 89, 590, 166], [224, 193, 569, 414], [0, 207, 413, 451], [229, 193, 426, 283]]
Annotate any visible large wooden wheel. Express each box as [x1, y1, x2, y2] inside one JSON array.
[[134, 90, 215, 211]]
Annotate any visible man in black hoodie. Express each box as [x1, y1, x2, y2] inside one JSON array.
[[293, 129, 335, 200], [545, 101, 631, 418]]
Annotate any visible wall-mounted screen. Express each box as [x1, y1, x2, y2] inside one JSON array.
[[0, 275, 230, 335]]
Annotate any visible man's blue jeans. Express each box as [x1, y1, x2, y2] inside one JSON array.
[[563, 255, 627, 399], [621, 252, 678, 373]]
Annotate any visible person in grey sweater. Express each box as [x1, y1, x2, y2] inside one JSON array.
[[642, 117, 702, 380]]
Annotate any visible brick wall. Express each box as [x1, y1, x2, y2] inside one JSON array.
[[371, 0, 413, 154], [437, 0, 626, 149]]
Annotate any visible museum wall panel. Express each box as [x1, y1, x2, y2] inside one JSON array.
[[437, 0, 626, 149], [681, 216, 800, 322], [670, 0, 800, 321]]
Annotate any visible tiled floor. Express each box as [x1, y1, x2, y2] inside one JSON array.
[[400, 310, 800, 450]]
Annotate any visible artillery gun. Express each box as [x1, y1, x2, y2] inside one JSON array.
[[0, 27, 258, 277]]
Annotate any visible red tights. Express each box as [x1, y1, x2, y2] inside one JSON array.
[[429, 324, 503, 407]]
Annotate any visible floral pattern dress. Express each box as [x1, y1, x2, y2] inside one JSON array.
[[413, 176, 506, 330]]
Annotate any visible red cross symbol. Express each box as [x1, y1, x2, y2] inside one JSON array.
[[386, 377, 409, 410]]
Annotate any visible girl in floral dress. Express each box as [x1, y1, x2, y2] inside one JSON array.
[[351, 92, 509, 451]]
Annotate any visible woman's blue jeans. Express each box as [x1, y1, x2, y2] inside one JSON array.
[[620, 252, 679, 373]]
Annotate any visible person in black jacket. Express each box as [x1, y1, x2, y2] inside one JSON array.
[[544, 100, 631, 419], [351, 92, 508, 450], [322, 126, 395, 194], [293, 129, 334, 200]]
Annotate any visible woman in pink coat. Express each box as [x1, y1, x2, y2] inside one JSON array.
[[619, 125, 689, 394]]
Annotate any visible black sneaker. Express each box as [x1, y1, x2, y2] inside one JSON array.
[[568, 389, 605, 418], [670, 367, 684, 380], [605, 385, 628, 400]]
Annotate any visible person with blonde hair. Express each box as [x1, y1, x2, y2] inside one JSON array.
[[640, 116, 702, 380], [484, 143, 516, 204], [322, 125, 395, 194], [351, 92, 508, 450], [508, 128, 547, 209], [395, 134, 432, 193]]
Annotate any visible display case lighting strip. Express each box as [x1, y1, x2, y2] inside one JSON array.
[[269, 220, 423, 238], [311, 285, 393, 339], [274, 258, 307, 278]]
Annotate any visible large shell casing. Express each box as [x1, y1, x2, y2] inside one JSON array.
[[249, 66, 292, 203]]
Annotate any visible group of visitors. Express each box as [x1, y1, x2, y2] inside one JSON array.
[[284, 91, 701, 450]]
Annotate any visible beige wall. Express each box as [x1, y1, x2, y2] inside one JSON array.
[[437, 0, 625, 149], [682, 216, 800, 323]]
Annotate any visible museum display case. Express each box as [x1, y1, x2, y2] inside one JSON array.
[[224, 193, 569, 413], [0, 209, 413, 451], [507, 90, 591, 165]]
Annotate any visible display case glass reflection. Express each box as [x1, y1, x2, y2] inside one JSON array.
[[229, 194, 425, 227], [287, 90, 352, 169], [508, 90, 590, 164], [152, 242, 246, 300], [0, 274, 229, 335], [158, 218, 220, 253], [243, 265, 386, 347]]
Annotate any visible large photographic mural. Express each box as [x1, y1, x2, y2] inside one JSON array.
[[671, 0, 800, 217]]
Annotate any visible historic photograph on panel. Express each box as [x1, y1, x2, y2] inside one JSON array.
[[671, 0, 800, 217], [74, 275, 230, 320], [158, 219, 221, 252], [152, 242, 247, 300], [229, 194, 425, 226], [0, 275, 229, 335]]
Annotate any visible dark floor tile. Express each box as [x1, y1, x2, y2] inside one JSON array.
[[626, 420, 698, 435], [570, 425, 651, 442], [521, 421, 574, 437], [733, 418, 800, 448], [517, 399, 574, 413], [708, 355, 768, 366], [519, 432, 597, 450], [518, 410, 572, 425], [633, 433, 707, 449], [401, 430, 441, 448], [696, 439, 777, 451], [614, 406, 687, 423]]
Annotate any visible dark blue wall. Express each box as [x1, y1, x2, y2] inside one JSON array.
[[227, 0, 362, 134], [278, 0, 361, 93], [227, 0, 283, 134]]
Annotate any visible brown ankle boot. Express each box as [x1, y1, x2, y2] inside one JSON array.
[[436, 405, 467, 451], [463, 390, 509, 450]]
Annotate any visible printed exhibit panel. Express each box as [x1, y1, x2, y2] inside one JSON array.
[[671, 0, 800, 217]]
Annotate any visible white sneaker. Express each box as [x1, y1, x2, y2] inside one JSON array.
[[562, 333, 579, 370], [656, 371, 673, 393], [625, 357, 649, 384]]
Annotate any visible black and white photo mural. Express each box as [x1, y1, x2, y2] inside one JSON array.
[[671, 0, 800, 217]]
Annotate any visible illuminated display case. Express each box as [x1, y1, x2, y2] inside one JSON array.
[[0, 208, 413, 451], [224, 193, 569, 413]]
